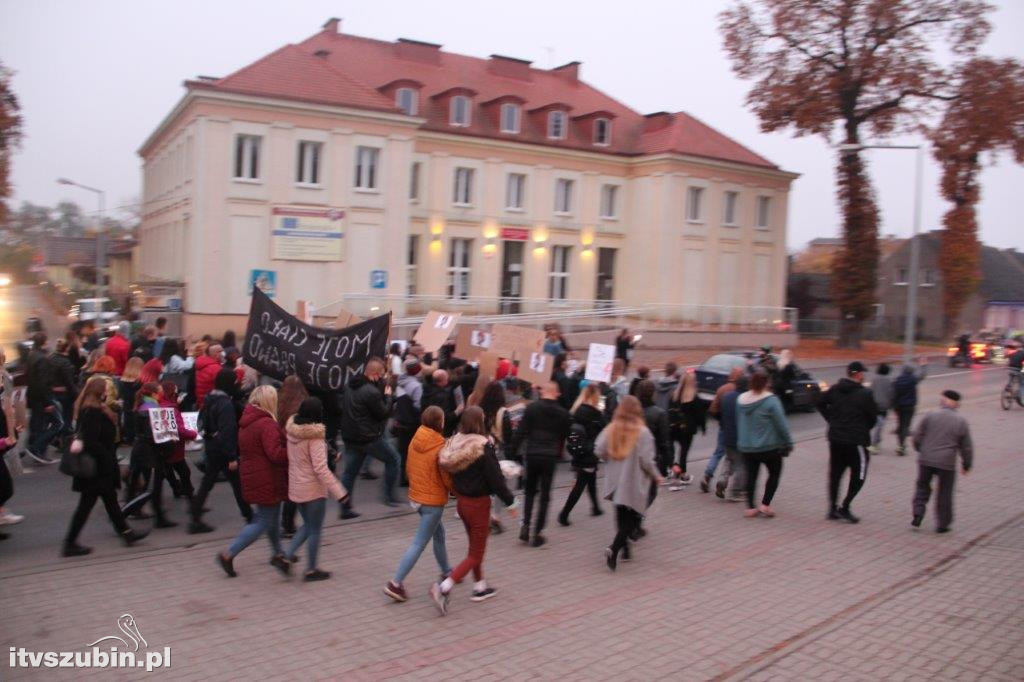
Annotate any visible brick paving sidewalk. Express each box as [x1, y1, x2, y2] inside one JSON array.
[[1, 399, 1022, 680]]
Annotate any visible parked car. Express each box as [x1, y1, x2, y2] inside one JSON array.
[[694, 351, 823, 412], [68, 297, 120, 325]]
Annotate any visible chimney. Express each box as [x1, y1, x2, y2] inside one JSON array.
[[551, 61, 580, 83], [322, 17, 341, 33], [643, 111, 675, 133], [395, 37, 442, 64], [488, 54, 532, 80]]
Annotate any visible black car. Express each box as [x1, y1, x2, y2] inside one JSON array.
[[694, 351, 823, 412]]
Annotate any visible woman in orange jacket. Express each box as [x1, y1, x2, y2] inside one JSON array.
[[383, 406, 452, 603]]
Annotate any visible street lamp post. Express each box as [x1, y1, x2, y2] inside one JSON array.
[[56, 177, 106, 298], [836, 143, 924, 365]]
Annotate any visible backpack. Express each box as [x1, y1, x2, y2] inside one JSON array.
[[667, 400, 690, 434], [566, 422, 590, 463]]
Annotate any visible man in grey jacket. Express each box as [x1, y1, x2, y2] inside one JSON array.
[[912, 390, 973, 533], [868, 363, 893, 452]]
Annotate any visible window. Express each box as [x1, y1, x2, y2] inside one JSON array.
[[354, 146, 379, 190], [756, 196, 772, 229], [554, 178, 574, 214], [396, 88, 418, 116], [233, 134, 261, 180], [686, 186, 704, 222], [505, 173, 526, 210], [896, 268, 909, 285], [549, 245, 571, 301], [548, 111, 566, 139], [409, 162, 420, 201], [447, 238, 472, 299], [453, 167, 474, 205], [921, 269, 935, 286], [723, 191, 739, 225], [450, 95, 471, 127], [594, 118, 611, 145], [295, 141, 322, 185], [407, 235, 419, 296], [500, 103, 520, 133], [600, 184, 618, 218]]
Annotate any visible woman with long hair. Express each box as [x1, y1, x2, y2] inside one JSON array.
[[125, 381, 177, 525], [668, 371, 707, 486], [276, 375, 308, 537], [477, 380, 510, 533], [217, 385, 291, 578], [63, 377, 148, 556], [596, 395, 661, 570], [0, 346, 23, 534], [159, 380, 198, 498], [432, 407, 515, 614], [119, 356, 145, 445], [737, 371, 793, 518], [558, 383, 607, 525]]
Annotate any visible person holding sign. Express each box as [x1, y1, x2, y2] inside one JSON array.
[[159, 381, 198, 499], [125, 383, 178, 528]]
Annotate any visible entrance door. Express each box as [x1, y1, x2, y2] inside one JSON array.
[[596, 247, 616, 308], [500, 241, 524, 314]]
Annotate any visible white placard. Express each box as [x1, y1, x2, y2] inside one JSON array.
[[585, 343, 616, 383], [182, 411, 202, 441], [148, 407, 180, 444]]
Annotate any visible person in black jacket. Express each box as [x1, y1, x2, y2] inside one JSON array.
[[817, 361, 878, 524], [50, 338, 79, 443], [557, 384, 607, 525], [637, 380, 672, 477], [552, 353, 580, 411], [338, 358, 401, 519], [422, 369, 458, 437], [510, 381, 572, 547], [25, 332, 63, 464], [431, 407, 514, 614], [189, 368, 252, 534]]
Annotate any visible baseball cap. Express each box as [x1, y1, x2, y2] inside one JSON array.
[[847, 361, 867, 375]]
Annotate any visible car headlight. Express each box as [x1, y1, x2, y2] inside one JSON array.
[[818, 381, 829, 391]]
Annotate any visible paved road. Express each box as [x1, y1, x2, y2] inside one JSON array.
[[0, 284, 67, 356]]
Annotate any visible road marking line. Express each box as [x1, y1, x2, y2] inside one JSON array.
[[926, 366, 1006, 379]]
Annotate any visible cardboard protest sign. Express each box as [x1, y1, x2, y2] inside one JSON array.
[[148, 407, 179, 444], [515, 351, 555, 387], [182, 412, 203, 441], [454, 326, 492, 361], [243, 288, 391, 391], [476, 351, 500, 384], [413, 311, 461, 353], [295, 300, 314, 325], [490, 324, 545, 359], [334, 308, 362, 329], [584, 343, 616, 383]]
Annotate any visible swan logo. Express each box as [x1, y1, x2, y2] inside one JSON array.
[[9, 614, 171, 671]]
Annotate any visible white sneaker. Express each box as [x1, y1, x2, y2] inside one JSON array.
[[23, 450, 58, 465], [668, 484, 686, 492], [679, 473, 694, 485], [0, 511, 24, 525], [866, 445, 879, 454]]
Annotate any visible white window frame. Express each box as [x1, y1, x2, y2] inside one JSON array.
[[407, 235, 419, 296], [547, 111, 567, 140], [233, 134, 261, 181], [354, 146, 380, 191], [447, 238, 473, 300], [554, 178, 574, 214], [755, 195, 772, 229], [500, 103, 520, 133], [549, 245, 571, 301], [895, 267, 909, 286], [450, 95, 471, 127], [600, 184, 618, 219], [295, 140, 322, 186], [686, 186, 705, 223], [396, 87, 418, 116], [594, 118, 611, 146], [453, 167, 474, 206], [921, 269, 936, 287], [506, 173, 526, 210], [409, 162, 421, 201], [723, 190, 739, 226]]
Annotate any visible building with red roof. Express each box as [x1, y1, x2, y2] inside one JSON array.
[[138, 18, 798, 335]]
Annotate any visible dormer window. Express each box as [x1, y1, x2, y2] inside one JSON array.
[[500, 103, 520, 133], [594, 118, 611, 145], [548, 111, 567, 139], [396, 88, 418, 116], [450, 95, 471, 127]]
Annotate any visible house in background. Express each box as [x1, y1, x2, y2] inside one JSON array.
[[39, 236, 138, 301]]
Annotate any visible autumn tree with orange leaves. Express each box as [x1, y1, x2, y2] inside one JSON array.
[[932, 58, 1024, 335], [0, 61, 24, 226], [720, 0, 992, 348]]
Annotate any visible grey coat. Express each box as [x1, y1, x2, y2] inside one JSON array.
[[912, 407, 973, 471], [596, 426, 659, 514], [870, 375, 893, 412]]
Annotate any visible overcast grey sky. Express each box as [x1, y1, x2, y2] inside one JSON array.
[[2, 0, 1022, 250]]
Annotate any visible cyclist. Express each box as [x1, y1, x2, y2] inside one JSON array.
[[1008, 343, 1024, 406]]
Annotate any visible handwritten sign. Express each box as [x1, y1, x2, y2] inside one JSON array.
[[148, 408, 179, 444], [585, 343, 616, 383], [413, 310, 461, 353], [182, 412, 202, 442], [454, 327, 492, 362]]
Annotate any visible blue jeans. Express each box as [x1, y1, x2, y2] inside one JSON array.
[[28, 400, 64, 457], [227, 503, 282, 558], [340, 438, 400, 507], [704, 428, 726, 479], [287, 497, 326, 572], [394, 504, 450, 584], [871, 413, 887, 446]]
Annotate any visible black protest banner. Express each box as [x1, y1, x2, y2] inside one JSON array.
[[243, 288, 391, 391]]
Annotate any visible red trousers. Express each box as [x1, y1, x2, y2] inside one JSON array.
[[450, 495, 491, 583]]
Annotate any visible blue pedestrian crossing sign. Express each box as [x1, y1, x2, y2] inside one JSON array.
[[370, 269, 388, 289]]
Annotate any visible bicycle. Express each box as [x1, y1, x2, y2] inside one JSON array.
[[1001, 369, 1022, 411]]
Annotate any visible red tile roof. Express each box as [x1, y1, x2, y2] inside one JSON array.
[[186, 25, 778, 169]]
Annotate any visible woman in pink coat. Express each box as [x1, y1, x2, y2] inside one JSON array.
[[284, 397, 347, 581]]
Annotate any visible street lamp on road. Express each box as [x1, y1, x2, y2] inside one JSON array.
[[56, 177, 106, 298], [836, 143, 924, 364]]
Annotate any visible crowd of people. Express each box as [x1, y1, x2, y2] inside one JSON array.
[[0, 321, 984, 615]]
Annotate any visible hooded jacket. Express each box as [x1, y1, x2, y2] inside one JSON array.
[[737, 391, 793, 453], [568, 403, 606, 469], [509, 398, 572, 461], [406, 425, 452, 506], [392, 372, 424, 430], [653, 375, 679, 411], [340, 374, 389, 445], [719, 389, 742, 449], [421, 381, 458, 437], [194, 355, 222, 409], [238, 404, 288, 505], [201, 389, 238, 461], [817, 377, 878, 446], [286, 418, 346, 503], [893, 365, 927, 408], [438, 433, 514, 504], [25, 348, 54, 409], [871, 375, 894, 412], [104, 333, 131, 376]]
